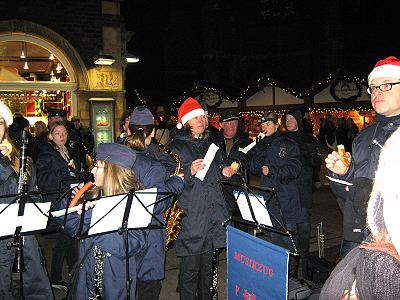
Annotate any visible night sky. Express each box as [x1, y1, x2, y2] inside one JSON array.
[[121, 1, 400, 108]]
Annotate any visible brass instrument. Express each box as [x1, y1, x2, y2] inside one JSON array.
[[81, 142, 95, 171], [158, 143, 185, 251]]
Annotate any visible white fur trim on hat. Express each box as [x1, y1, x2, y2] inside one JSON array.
[[383, 198, 400, 256], [181, 108, 205, 126], [368, 65, 400, 85], [367, 125, 400, 254], [0, 100, 13, 126]]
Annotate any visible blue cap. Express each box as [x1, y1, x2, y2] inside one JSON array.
[[96, 143, 136, 170], [129, 106, 154, 125]]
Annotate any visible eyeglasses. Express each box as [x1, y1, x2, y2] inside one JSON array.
[[90, 163, 104, 171], [367, 81, 400, 94]]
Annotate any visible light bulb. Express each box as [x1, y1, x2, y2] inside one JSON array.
[[23, 61, 29, 70]]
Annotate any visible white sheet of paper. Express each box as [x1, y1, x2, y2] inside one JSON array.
[[0, 204, 19, 237], [21, 203, 51, 233], [128, 188, 157, 228], [88, 187, 157, 235], [0, 202, 51, 237], [195, 143, 219, 181], [326, 176, 353, 186], [238, 133, 265, 154], [234, 191, 272, 226]]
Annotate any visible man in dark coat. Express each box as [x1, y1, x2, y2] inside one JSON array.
[[326, 55, 400, 258], [67, 116, 95, 173], [211, 108, 253, 230], [282, 109, 322, 278], [248, 112, 301, 261]]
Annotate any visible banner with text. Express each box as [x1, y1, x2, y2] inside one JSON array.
[[227, 226, 289, 300]]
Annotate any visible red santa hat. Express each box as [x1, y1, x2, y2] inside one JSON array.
[[0, 100, 13, 126], [368, 56, 400, 85], [176, 97, 205, 129]]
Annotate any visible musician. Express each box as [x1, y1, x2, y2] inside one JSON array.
[[125, 106, 185, 300], [67, 116, 95, 173], [0, 101, 53, 299], [163, 97, 237, 300], [61, 143, 149, 299], [36, 120, 79, 288]]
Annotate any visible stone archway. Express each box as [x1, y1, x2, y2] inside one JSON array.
[[0, 19, 89, 114]]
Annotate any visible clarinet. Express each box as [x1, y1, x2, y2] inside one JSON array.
[[11, 130, 29, 299]]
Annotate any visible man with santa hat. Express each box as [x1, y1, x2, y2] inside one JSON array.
[[326, 56, 400, 257]]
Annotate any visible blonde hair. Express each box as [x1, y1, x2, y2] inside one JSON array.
[[1, 124, 31, 176], [93, 161, 143, 197]]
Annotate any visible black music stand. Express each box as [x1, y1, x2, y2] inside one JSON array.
[[220, 171, 298, 256], [0, 190, 52, 299], [53, 187, 177, 300]]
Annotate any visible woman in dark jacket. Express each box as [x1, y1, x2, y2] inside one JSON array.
[[0, 102, 53, 299], [125, 106, 184, 300], [36, 121, 78, 287], [165, 97, 236, 300]]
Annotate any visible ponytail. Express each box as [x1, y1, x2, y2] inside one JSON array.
[[126, 124, 154, 151]]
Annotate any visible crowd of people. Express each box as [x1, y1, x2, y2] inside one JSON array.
[[0, 55, 399, 300]]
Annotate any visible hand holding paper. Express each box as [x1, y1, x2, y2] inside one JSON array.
[[195, 143, 219, 181], [238, 133, 265, 154]]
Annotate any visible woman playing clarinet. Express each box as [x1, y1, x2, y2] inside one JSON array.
[[0, 101, 53, 299]]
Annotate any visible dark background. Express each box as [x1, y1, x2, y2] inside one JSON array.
[[121, 0, 400, 107]]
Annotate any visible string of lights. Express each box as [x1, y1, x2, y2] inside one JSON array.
[[170, 71, 368, 108]]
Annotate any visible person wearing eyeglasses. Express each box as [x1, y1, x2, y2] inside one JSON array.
[[325, 56, 400, 259]]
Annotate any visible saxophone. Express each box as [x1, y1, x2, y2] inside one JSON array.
[[158, 143, 185, 251]]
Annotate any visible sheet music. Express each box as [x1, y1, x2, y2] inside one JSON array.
[[0, 204, 19, 236], [0, 203, 51, 237], [21, 203, 51, 232], [195, 143, 219, 181], [88, 187, 157, 235], [233, 191, 272, 226]]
